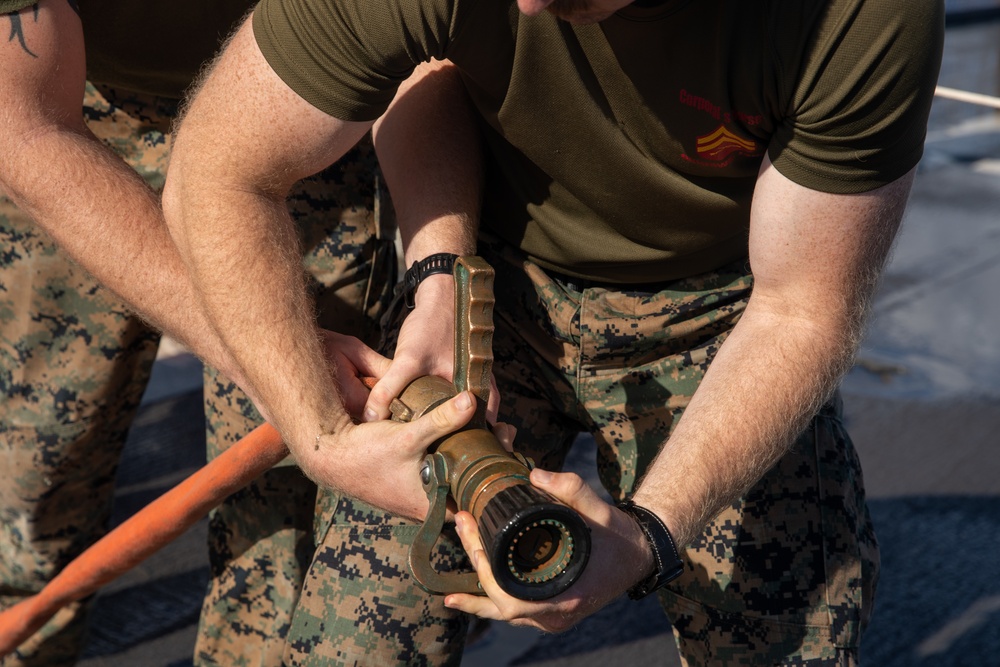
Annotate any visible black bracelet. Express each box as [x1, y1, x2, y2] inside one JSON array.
[[402, 253, 459, 309], [616, 500, 684, 600]]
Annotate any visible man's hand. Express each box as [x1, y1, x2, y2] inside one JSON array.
[[364, 275, 456, 421], [299, 390, 479, 521], [444, 469, 655, 632], [320, 330, 392, 420], [363, 274, 500, 423], [368, 57, 489, 422]]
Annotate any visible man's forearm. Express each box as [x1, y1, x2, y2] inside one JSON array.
[[631, 298, 858, 548], [0, 125, 248, 389], [160, 16, 381, 467], [633, 159, 910, 549], [167, 177, 352, 461], [373, 59, 482, 265], [360, 59, 487, 418]]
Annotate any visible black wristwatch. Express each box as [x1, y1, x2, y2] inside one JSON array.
[[402, 253, 459, 309], [617, 499, 684, 600]]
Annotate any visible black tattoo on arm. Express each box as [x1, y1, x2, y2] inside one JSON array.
[[5, 4, 40, 58]]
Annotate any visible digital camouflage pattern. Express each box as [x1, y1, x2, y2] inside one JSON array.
[[195, 138, 398, 666], [0, 79, 398, 666], [660, 399, 878, 667], [0, 79, 876, 667], [333, 236, 878, 665], [483, 240, 750, 502], [281, 494, 469, 666], [0, 83, 168, 667], [203, 174, 470, 665], [479, 236, 879, 666]]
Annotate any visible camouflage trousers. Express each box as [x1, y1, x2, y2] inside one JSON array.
[[194, 130, 399, 665], [216, 261, 469, 665], [0, 82, 395, 666], [479, 238, 880, 667], [277, 237, 879, 666], [0, 83, 171, 666]]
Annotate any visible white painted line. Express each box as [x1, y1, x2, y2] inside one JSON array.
[[935, 85, 1000, 110], [916, 594, 1000, 656]]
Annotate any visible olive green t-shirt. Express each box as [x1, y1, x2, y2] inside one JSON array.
[[255, 0, 943, 282], [1, 0, 252, 99]]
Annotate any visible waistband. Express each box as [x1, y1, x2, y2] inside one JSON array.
[[541, 268, 677, 294]]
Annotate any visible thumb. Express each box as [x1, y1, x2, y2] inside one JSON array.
[[364, 359, 424, 422], [408, 390, 477, 444], [529, 468, 602, 514]]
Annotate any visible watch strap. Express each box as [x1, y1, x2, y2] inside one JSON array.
[[403, 253, 459, 309], [617, 499, 684, 600]]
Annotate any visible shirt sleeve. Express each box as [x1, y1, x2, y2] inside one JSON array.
[[1, 1, 38, 13], [252, 0, 459, 121], [768, 0, 945, 194]]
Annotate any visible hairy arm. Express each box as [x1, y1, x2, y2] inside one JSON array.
[[632, 156, 912, 546], [367, 59, 485, 419], [374, 59, 482, 268], [163, 15, 370, 460], [162, 16, 477, 518], [446, 155, 912, 631], [0, 0, 247, 388]]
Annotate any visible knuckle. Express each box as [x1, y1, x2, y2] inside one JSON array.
[[369, 385, 391, 402], [429, 404, 456, 430], [560, 472, 587, 496], [397, 428, 420, 450]]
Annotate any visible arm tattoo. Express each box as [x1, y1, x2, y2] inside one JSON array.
[[5, 4, 40, 58]]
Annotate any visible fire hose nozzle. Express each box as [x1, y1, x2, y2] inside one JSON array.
[[396, 257, 591, 600]]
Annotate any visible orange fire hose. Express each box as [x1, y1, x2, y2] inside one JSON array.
[[0, 375, 383, 656], [0, 421, 289, 656]]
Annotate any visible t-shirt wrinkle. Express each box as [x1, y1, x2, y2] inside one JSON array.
[[254, 0, 943, 281]]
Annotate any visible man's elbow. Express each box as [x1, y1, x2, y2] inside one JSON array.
[[160, 156, 198, 259]]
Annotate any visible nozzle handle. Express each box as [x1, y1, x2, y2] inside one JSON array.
[[452, 256, 494, 429]]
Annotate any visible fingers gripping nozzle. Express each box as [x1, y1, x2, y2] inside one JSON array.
[[391, 257, 590, 601]]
